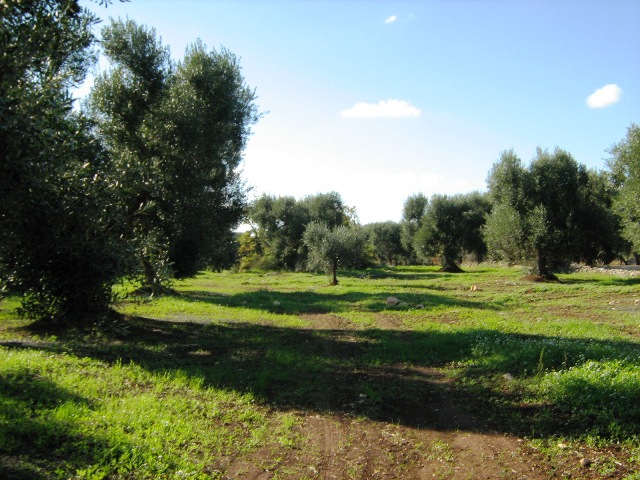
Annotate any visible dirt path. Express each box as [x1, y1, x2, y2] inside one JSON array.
[[297, 397, 543, 480], [291, 314, 545, 479], [298, 348, 544, 479], [217, 312, 626, 479]]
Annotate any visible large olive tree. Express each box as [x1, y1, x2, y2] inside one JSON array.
[[608, 124, 640, 260], [161, 41, 258, 278], [88, 20, 258, 291], [484, 148, 591, 279], [87, 19, 173, 292], [0, 0, 127, 323]]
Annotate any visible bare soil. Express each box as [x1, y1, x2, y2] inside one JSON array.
[[217, 312, 631, 479]]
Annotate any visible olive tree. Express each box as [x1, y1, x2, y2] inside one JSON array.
[[88, 20, 258, 290], [607, 124, 640, 260], [400, 193, 428, 263], [484, 148, 590, 279], [248, 194, 310, 270], [364, 221, 405, 265], [248, 192, 352, 271], [161, 41, 258, 277], [483, 149, 531, 265], [87, 19, 173, 292], [303, 223, 368, 285], [414, 192, 491, 272], [575, 169, 622, 266], [0, 0, 127, 323]]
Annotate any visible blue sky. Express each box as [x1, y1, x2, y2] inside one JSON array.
[[81, 0, 640, 224]]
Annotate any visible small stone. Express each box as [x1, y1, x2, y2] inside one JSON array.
[[557, 443, 568, 449], [416, 304, 424, 309], [503, 373, 514, 381], [580, 458, 592, 468], [386, 296, 400, 306], [273, 300, 281, 306]]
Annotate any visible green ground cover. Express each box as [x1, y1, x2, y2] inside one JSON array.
[[1, 266, 639, 478]]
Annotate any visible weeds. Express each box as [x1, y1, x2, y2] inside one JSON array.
[[1, 265, 639, 477]]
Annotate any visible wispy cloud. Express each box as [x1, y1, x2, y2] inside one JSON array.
[[385, 15, 397, 24], [586, 84, 622, 108], [340, 99, 421, 119]]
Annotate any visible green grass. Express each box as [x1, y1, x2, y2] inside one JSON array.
[[1, 265, 639, 478]]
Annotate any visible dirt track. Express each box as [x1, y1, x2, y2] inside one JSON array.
[[217, 312, 627, 479]]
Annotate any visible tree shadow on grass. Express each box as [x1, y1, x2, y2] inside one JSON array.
[[174, 288, 499, 314], [339, 266, 496, 281], [0, 371, 115, 479], [559, 276, 640, 287], [338, 268, 442, 281], [6, 317, 640, 442]]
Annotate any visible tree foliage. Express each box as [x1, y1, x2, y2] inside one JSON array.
[[414, 192, 491, 272], [0, 0, 127, 323], [400, 193, 428, 263], [87, 18, 173, 291], [608, 124, 640, 256], [161, 41, 258, 277], [303, 223, 368, 285], [248, 195, 310, 270], [247, 192, 352, 270], [484, 148, 599, 278], [575, 169, 622, 266], [88, 20, 258, 290], [300, 192, 353, 228], [364, 222, 405, 265]]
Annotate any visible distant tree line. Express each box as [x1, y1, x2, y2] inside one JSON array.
[[241, 126, 639, 282], [1, 1, 638, 325], [239, 192, 366, 284]]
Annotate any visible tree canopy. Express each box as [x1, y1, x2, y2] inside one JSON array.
[[303, 223, 368, 285], [88, 19, 258, 290], [1, 6, 259, 324], [608, 124, 640, 257], [484, 148, 598, 278], [0, 0, 126, 323], [400, 193, 428, 263], [364, 221, 406, 265], [247, 192, 352, 271], [413, 192, 491, 272]]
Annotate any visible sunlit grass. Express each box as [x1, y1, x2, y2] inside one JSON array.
[[0, 346, 299, 479], [1, 264, 639, 477]]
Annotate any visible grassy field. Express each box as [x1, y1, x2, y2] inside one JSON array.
[[1, 265, 639, 479]]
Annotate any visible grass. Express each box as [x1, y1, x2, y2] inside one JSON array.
[[1, 265, 639, 478]]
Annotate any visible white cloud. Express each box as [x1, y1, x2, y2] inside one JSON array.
[[586, 84, 622, 108], [340, 99, 421, 119], [385, 15, 397, 24]]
